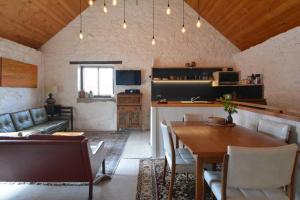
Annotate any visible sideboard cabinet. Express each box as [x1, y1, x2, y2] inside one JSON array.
[[117, 93, 142, 130]]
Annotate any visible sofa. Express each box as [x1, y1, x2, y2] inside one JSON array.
[[0, 107, 68, 134], [0, 135, 106, 200]]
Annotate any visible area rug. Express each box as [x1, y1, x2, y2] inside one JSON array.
[[2, 131, 130, 186], [85, 131, 130, 175], [136, 159, 213, 200]]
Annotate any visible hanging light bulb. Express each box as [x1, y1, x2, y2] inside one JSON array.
[[181, 25, 186, 33], [196, 17, 201, 28], [112, 0, 117, 6], [166, 0, 171, 15], [123, 20, 127, 29], [79, 0, 84, 40], [181, 0, 186, 33], [196, 0, 201, 28], [103, 2, 108, 13], [152, 0, 155, 45], [79, 30, 84, 40], [123, 0, 127, 29], [152, 36, 156, 45], [88, 0, 94, 6]]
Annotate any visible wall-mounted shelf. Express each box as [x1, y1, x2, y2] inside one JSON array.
[[152, 80, 212, 84], [212, 84, 264, 87]]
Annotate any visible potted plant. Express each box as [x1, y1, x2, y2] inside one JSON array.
[[223, 98, 238, 124]]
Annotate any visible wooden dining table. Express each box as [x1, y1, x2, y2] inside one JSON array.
[[170, 121, 287, 200]]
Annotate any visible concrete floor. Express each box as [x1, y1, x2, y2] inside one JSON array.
[[0, 131, 151, 200]]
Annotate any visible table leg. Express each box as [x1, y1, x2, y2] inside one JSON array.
[[196, 155, 204, 200]]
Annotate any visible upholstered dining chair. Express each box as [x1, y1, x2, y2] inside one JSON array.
[[183, 113, 204, 122], [160, 120, 195, 200], [258, 119, 291, 142], [204, 144, 298, 200]]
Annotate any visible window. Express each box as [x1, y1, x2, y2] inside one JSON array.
[[78, 66, 114, 98]]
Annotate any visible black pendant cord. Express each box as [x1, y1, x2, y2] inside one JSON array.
[[168, 0, 169, 7], [80, 0, 82, 31], [124, 0, 126, 22], [153, 0, 154, 38], [183, 0, 185, 26], [104, 0, 106, 6], [198, 0, 200, 20]]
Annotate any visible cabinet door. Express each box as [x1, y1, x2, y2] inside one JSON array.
[[117, 106, 141, 129], [128, 107, 141, 128]]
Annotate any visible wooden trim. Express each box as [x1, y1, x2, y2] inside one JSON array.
[[288, 152, 298, 200], [0, 57, 2, 86], [221, 154, 229, 200], [70, 61, 122, 65], [237, 106, 300, 122]]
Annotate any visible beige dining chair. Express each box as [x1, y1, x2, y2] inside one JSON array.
[[160, 120, 195, 200], [258, 119, 290, 142], [183, 113, 204, 122], [204, 144, 298, 200]]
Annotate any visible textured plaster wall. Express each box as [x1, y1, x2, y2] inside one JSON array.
[[0, 38, 43, 114], [234, 27, 300, 110], [41, 0, 239, 130]]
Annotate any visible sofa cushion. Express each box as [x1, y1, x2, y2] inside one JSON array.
[[0, 114, 16, 133], [24, 120, 68, 134], [30, 108, 48, 125], [10, 110, 34, 131]]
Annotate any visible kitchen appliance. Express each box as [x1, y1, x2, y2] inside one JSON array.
[[125, 89, 140, 94], [213, 71, 240, 85]]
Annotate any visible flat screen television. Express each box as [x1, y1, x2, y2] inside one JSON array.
[[116, 70, 141, 85]]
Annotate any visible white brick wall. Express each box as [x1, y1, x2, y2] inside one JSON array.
[[41, 0, 239, 130], [0, 38, 43, 114], [234, 26, 300, 110]]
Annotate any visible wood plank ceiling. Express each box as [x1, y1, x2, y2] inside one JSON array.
[[0, 0, 88, 49], [186, 0, 300, 50], [0, 0, 300, 50]]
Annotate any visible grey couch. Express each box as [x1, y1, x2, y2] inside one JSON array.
[[0, 108, 68, 134]]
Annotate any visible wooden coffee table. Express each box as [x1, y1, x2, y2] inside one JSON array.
[[53, 132, 85, 136]]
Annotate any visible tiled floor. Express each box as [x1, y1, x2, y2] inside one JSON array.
[[0, 131, 151, 200]]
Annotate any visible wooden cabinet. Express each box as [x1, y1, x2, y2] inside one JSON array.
[[117, 93, 142, 130], [0, 57, 38, 88]]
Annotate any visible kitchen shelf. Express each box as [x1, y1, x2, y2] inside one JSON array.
[[152, 80, 212, 84], [212, 84, 264, 87]]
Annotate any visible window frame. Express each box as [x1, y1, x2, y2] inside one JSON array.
[[79, 65, 115, 99]]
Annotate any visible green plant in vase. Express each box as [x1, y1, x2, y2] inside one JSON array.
[[223, 98, 238, 124]]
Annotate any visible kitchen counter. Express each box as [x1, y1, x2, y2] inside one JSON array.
[[151, 101, 223, 107]]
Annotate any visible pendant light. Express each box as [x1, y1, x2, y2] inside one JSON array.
[[79, 0, 84, 39], [103, 0, 108, 13], [112, 0, 117, 6], [152, 0, 155, 45], [166, 0, 171, 15], [88, 0, 94, 6], [123, 0, 127, 29], [181, 0, 186, 33], [196, 0, 201, 28]]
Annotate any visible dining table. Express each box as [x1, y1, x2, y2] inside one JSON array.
[[170, 121, 287, 200]]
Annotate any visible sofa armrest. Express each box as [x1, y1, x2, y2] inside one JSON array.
[[88, 141, 106, 179]]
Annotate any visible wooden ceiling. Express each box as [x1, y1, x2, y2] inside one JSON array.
[[0, 0, 299, 50], [186, 0, 300, 50], [0, 0, 88, 49]]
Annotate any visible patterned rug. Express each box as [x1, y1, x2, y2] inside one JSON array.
[[136, 159, 213, 200], [85, 131, 130, 175], [2, 131, 130, 186]]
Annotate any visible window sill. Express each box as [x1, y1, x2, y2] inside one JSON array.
[[77, 97, 115, 103]]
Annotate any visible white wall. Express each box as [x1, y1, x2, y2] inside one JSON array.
[[233, 27, 300, 110], [41, 0, 239, 130], [0, 38, 43, 114]]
